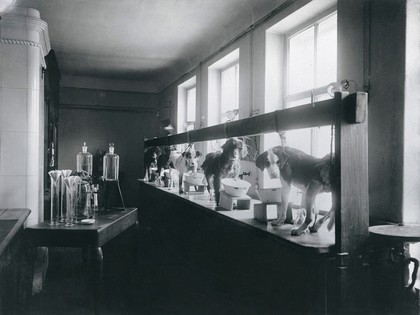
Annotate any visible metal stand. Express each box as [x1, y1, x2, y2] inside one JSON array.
[[103, 180, 125, 210]]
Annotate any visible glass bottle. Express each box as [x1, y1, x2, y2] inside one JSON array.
[[77, 142, 93, 175], [103, 143, 119, 181]]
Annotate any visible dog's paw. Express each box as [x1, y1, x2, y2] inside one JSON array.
[[309, 220, 324, 233], [271, 219, 285, 226], [291, 224, 309, 236]]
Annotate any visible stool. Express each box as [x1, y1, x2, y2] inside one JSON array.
[[219, 190, 251, 211], [253, 203, 280, 222], [184, 182, 206, 195]]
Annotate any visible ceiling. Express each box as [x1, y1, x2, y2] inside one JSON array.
[[14, 0, 288, 92]]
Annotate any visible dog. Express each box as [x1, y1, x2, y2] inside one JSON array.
[[157, 145, 202, 193], [144, 146, 162, 182], [255, 146, 335, 236], [157, 146, 175, 176], [201, 138, 248, 205]]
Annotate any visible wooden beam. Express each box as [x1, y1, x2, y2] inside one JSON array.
[[145, 97, 338, 148]]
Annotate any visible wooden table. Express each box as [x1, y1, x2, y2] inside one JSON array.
[[369, 224, 420, 313], [25, 208, 138, 314]]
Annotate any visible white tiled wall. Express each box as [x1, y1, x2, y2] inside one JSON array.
[[0, 8, 47, 226]]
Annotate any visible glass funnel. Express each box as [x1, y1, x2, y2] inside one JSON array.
[[48, 170, 62, 225]]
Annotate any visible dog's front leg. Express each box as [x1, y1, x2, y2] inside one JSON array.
[[178, 172, 184, 194], [291, 181, 322, 236], [271, 182, 290, 226], [213, 176, 221, 206]]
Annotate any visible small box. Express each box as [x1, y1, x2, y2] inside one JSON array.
[[219, 190, 251, 211], [253, 203, 279, 222], [184, 182, 206, 195]]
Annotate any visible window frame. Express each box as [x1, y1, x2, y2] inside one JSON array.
[[283, 11, 338, 109]]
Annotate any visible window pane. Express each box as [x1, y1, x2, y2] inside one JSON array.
[[186, 87, 196, 123], [288, 27, 315, 95], [316, 14, 337, 87], [221, 64, 239, 122]]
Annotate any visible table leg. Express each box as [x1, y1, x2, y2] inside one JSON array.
[[89, 246, 103, 315]]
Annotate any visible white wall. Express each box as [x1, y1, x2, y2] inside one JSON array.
[[0, 7, 50, 226]]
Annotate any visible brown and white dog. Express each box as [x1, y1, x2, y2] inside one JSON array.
[[201, 138, 248, 205], [255, 146, 335, 236], [158, 145, 202, 194]]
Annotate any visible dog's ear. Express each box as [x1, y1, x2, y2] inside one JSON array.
[[255, 151, 268, 171], [155, 147, 162, 156], [240, 140, 248, 159], [271, 147, 288, 169], [221, 138, 233, 151]]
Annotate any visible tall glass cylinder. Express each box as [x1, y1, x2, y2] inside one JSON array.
[[64, 176, 75, 227], [103, 143, 119, 181], [60, 170, 72, 223], [77, 142, 93, 175], [48, 170, 62, 225]]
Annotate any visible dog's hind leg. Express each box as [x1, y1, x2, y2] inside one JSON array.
[[291, 181, 323, 236], [310, 208, 331, 233]]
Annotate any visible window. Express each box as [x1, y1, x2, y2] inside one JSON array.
[[208, 49, 240, 151], [186, 87, 196, 131], [177, 76, 197, 133], [286, 13, 337, 107], [220, 63, 239, 123], [262, 12, 337, 211]]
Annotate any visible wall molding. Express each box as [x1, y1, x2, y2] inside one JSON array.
[[60, 103, 156, 113]]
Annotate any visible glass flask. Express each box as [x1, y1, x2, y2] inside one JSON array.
[[48, 170, 62, 225], [103, 143, 119, 181], [76, 142, 93, 175]]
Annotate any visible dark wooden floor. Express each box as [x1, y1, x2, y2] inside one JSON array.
[[22, 226, 278, 315]]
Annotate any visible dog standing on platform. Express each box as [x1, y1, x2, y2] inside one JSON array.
[[201, 138, 248, 205], [157, 145, 202, 193], [255, 146, 335, 236], [144, 146, 161, 182]]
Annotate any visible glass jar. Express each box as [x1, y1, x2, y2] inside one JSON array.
[[76, 142, 93, 175], [103, 143, 119, 181]]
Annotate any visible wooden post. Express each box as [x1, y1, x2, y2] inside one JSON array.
[[333, 91, 370, 313]]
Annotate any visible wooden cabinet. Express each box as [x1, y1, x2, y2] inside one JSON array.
[[43, 50, 61, 220]]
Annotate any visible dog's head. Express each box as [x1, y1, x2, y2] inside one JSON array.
[[255, 147, 288, 179], [221, 138, 248, 161], [182, 146, 202, 173]]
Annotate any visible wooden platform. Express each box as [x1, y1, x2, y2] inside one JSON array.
[[139, 180, 335, 254]]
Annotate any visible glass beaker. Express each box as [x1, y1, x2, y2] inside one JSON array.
[[64, 176, 76, 226], [60, 170, 72, 223], [76, 180, 91, 221], [48, 170, 62, 225], [103, 143, 119, 181]]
